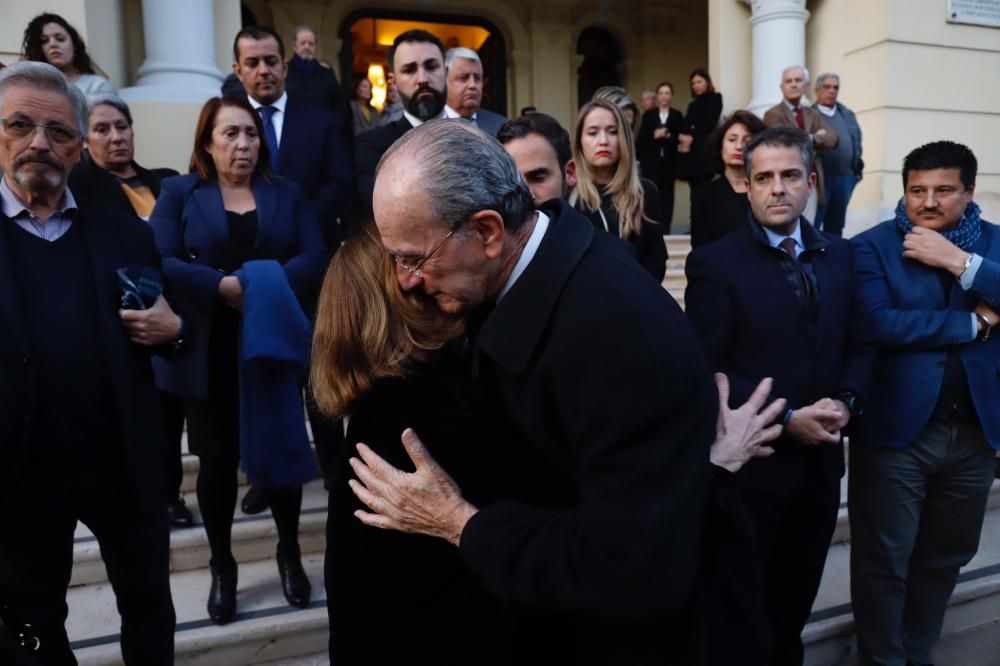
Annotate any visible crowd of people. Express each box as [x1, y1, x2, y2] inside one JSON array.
[[1, 13, 998, 666]]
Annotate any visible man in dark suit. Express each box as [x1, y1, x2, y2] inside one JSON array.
[[849, 141, 1000, 665], [685, 127, 871, 665], [68, 93, 193, 530], [233, 25, 351, 249], [636, 81, 684, 233], [345, 120, 785, 663], [285, 25, 346, 116], [0, 61, 180, 665], [443, 47, 507, 137], [233, 25, 349, 515], [355, 29, 448, 220]]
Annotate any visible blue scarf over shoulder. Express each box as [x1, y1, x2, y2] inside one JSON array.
[[894, 198, 983, 250]]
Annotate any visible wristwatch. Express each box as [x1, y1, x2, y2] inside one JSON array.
[[834, 390, 862, 417]]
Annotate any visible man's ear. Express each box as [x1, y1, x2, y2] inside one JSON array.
[[468, 210, 506, 259], [565, 159, 577, 190]]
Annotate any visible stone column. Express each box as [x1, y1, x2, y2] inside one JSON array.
[[745, 0, 810, 116], [120, 0, 224, 103]]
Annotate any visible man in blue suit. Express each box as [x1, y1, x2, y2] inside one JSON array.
[[685, 127, 871, 665], [232, 26, 349, 515], [849, 141, 1000, 665], [233, 26, 351, 249]]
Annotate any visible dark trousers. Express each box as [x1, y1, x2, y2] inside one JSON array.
[[814, 173, 857, 237], [849, 419, 995, 665], [161, 390, 185, 501], [743, 460, 840, 666], [2, 446, 175, 665], [649, 168, 676, 234]]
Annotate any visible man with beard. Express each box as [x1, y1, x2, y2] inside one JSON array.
[[354, 30, 447, 220], [0, 61, 180, 664]]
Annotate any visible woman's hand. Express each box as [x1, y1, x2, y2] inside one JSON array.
[[218, 275, 244, 311]]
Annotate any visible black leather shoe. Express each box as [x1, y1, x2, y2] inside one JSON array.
[[276, 552, 311, 608], [241, 486, 269, 515], [167, 497, 194, 528], [207, 567, 237, 625]]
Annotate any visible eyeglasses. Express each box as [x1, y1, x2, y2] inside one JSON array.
[[0, 117, 80, 145], [390, 222, 463, 278]]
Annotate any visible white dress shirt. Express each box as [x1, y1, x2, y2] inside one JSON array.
[[497, 211, 549, 302], [247, 91, 288, 144]]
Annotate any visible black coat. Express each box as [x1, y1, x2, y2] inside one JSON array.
[[326, 360, 513, 665], [0, 204, 170, 519], [680, 92, 723, 181], [576, 179, 668, 282], [636, 106, 685, 176], [69, 158, 177, 217], [354, 116, 413, 222], [459, 200, 717, 663], [684, 217, 872, 491], [690, 176, 750, 249]]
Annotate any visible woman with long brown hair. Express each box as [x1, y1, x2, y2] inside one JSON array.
[[312, 226, 508, 665], [570, 98, 667, 281]]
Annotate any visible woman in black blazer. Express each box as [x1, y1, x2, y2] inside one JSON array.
[[570, 98, 667, 282], [150, 96, 326, 625], [690, 110, 766, 248], [636, 81, 685, 233], [310, 227, 510, 665], [67, 94, 194, 529]]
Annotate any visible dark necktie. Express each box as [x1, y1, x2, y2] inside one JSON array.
[[794, 106, 805, 130], [258, 105, 279, 172], [780, 237, 813, 302]]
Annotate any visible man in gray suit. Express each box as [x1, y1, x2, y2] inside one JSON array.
[[443, 47, 507, 137]]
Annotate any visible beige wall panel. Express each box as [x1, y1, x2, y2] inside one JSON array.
[[708, 0, 751, 112], [885, 42, 1000, 114], [129, 100, 204, 172], [881, 108, 1000, 178], [887, 0, 1000, 51], [215, 0, 242, 74], [83, 0, 127, 85]]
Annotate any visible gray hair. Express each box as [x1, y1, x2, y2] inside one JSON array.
[[743, 126, 814, 179], [376, 119, 533, 233], [814, 72, 840, 89], [0, 61, 88, 134], [293, 25, 316, 41], [444, 47, 481, 69], [781, 65, 810, 83], [88, 93, 133, 127]]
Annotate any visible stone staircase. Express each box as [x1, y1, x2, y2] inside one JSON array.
[[64, 235, 1000, 665]]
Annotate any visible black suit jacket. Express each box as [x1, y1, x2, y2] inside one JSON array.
[[263, 94, 352, 249], [636, 107, 685, 175], [69, 157, 177, 217], [459, 200, 717, 663], [354, 116, 413, 222], [684, 217, 872, 491], [0, 204, 170, 519]]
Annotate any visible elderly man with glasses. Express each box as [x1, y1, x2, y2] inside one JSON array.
[[0, 61, 179, 664]]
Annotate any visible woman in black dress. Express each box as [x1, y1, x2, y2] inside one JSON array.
[[690, 110, 766, 248], [678, 68, 724, 220], [570, 98, 667, 282], [311, 227, 510, 665]]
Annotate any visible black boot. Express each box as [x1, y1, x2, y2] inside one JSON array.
[[207, 565, 237, 624], [241, 486, 269, 515], [167, 496, 194, 528], [276, 551, 310, 608]]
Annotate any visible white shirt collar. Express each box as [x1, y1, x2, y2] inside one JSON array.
[[402, 109, 445, 128], [783, 98, 802, 112], [444, 105, 477, 122], [247, 91, 287, 113], [815, 103, 836, 117], [497, 211, 549, 302], [762, 219, 804, 256]]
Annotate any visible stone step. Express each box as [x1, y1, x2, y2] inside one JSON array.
[[68, 553, 328, 665], [804, 493, 1000, 665], [70, 479, 329, 587], [662, 267, 686, 291]]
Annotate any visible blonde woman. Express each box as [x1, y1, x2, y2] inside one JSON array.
[[570, 98, 667, 281]]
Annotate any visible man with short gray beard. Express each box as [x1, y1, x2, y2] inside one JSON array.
[[0, 61, 179, 664], [354, 29, 448, 220]]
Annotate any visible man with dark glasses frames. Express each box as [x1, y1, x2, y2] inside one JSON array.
[[0, 62, 179, 664]]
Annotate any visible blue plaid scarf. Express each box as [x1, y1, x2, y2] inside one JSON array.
[[894, 198, 983, 251]]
